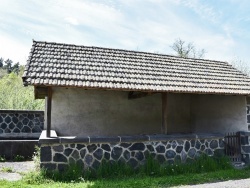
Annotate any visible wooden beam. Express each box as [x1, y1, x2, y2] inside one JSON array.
[[161, 93, 167, 134], [128, 91, 154, 100], [35, 86, 48, 99], [46, 87, 52, 137]]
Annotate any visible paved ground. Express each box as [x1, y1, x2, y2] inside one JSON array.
[[0, 161, 35, 181], [172, 178, 250, 188]]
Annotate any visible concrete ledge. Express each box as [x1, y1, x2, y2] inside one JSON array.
[[0, 109, 44, 113], [0, 133, 41, 139], [39, 130, 224, 144]]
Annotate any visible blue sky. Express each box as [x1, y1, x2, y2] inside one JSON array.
[[0, 0, 250, 65]]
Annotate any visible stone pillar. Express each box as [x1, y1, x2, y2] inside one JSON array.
[[239, 131, 250, 164]]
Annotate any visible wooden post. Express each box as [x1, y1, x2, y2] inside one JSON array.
[[161, 93, 167, 134], [46, 87, 52, 137]]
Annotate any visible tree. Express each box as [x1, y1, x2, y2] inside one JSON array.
[[171, 38, 206, 58], [0, 58, 3, 68], [231, 57, 250, 76], [4, 59, 13, 73]]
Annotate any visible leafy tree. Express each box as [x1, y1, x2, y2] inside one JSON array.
[[0, 73, 44, 110], [0, 58, 3, 68], [171, 38, 206, 58], [4, 59, 13, 73]]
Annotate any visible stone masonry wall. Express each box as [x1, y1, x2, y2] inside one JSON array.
[[40, 135, 224, 171], [0, 110, 44, 138]]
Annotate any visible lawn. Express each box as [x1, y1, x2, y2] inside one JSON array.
[[1, 167, 250, 188]]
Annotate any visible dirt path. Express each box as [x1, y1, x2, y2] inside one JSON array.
[[0, 161, 35, 181]]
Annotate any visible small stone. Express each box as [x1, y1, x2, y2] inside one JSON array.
[[0, 116, 3, 123], [77, 144, 85, 150], [4, 128, 11, 133], [111, 147, 123, 160], [80, 149, 86, 158], [135, 151, 144, 161], [156, 145, 165, 153], [181, 151, 187, 162], [69, 157, 76, 164], [54, 153, 67, 162], [146, 145, 155, 152], [123, 150, 130, 160], [12, 116, 18, 124], [71, 150, 80, 160], [53, 145, 64, 152], [0, 123, 7, 129], [85, 154, 93, 166], [195, 141, 201, 150], [5, 116, 11, 124], [28, 114, 34, 120], [190, 140, 195, 147], [129, 143, 145, 151], [171, 141, 177, 149], [21, 126, 31, 133], [120, 143, 131, 148], [188, 148, 196, 158], [64, 148, 73, 157], [13, 128, 20, 133], [176, 146, 183, 154], [210, 140, 218, 149], [165, 150, 176, 159], [16, 122, 23, 129], [93, 148, 103, 160], [184, 141, 190, 152], [87, 144, 97, 153], [219, 139, 224, 148], [174, 155, 181, 162], [32, 126, 42, 133], [205, 149, 213, 156], [22, 117, 29, 125], [104, 152, 110, 160], [41, 146, 52, 162], [201, 145, 205, 151], [101, 144, 111, 151], [70, 144, 76, 148]]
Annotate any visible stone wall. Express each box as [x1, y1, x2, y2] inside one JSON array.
[[240, 131, 250, 164], [0, 110, 44, 138], [39, 132, 224, 171]]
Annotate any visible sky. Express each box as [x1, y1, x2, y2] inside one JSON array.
[[0, 0, 250, 65]]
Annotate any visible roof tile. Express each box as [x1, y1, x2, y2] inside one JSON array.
[[22, 40, 250, 95]]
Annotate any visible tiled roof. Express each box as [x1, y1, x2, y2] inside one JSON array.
[[23, 40, 250, 95]]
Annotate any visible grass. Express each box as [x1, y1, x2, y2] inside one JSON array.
[[1, 167, 14, 173], [0, 168, 250, 188], [0, 154, 250, 188]]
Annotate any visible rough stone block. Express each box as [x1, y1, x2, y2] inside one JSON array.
[[40, 163, 56, 171], [53, 153, 67, 163], [41, 146, 52, 162], [129, 143, 145, 151]]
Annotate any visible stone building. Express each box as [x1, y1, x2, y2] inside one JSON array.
[[22, 40, 250, 171]]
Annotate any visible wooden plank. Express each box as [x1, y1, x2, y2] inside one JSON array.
[[46, 87, 52, 137], [161, 93, 167, 134]]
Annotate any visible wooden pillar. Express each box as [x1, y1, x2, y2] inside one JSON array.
[[46, 87, 52, 137], [161, 93, 167, 134]]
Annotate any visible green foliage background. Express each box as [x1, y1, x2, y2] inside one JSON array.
[[0, 72, 44, 110]]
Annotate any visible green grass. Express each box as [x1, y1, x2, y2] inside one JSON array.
[[1, 167, 14, 173], [0, 154, 249, 188], [0, 168, 250, 188]]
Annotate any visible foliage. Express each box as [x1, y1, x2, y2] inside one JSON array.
[[1, 167, 14, 173], [0, 155, 6, 162], [14, 155, 25, 162], [0, 73, 44, 110], [171, 38, 206, 58], [33, 146, 41, 171], [1, 166, 250, 188], [40, 154, 232, 182]]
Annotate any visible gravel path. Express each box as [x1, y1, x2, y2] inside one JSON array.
[[172, 178, 250, 188], [0, 161, 35, 181]]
